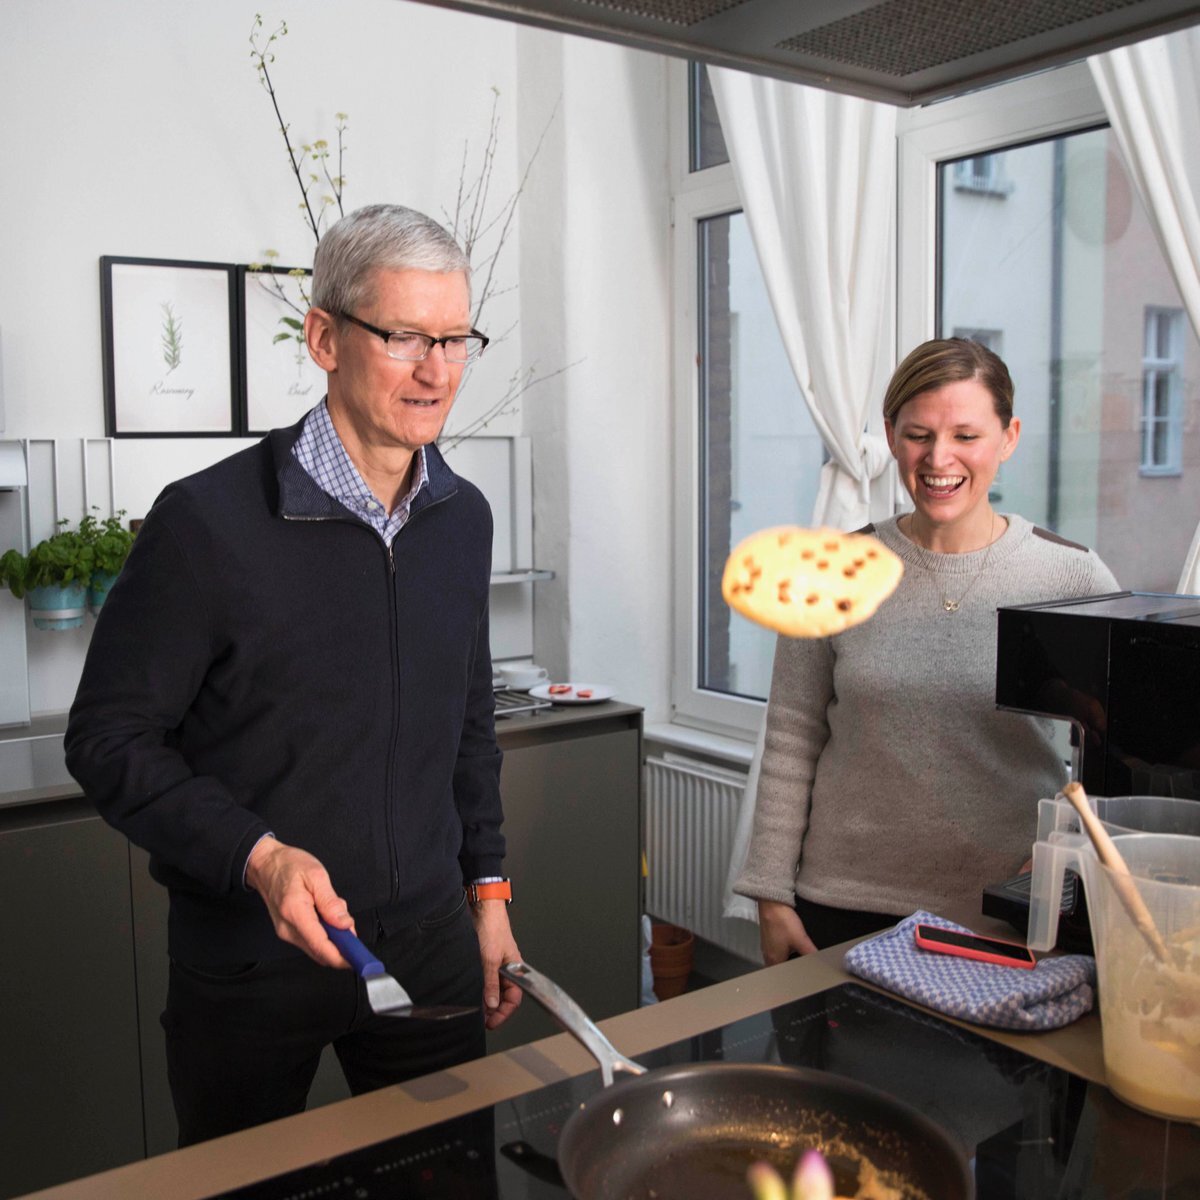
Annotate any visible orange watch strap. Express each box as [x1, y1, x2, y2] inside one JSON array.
[[466, 879, 512, 904]]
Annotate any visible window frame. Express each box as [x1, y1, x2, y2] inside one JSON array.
[[896, 60, 1107, 356], [669, 60, 1111, 738], [671, 61, 765, 737], [1141, 306, 1185, 476]]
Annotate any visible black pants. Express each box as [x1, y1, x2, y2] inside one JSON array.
[[162, 892, 485, 1147], [792, 893, 896, 951]]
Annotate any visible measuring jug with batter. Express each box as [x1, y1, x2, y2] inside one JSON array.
[[1028, 830, 1200, 1122]]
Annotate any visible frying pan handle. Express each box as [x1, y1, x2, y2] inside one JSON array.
[[320, 919, 384, 978], [500, 961, 646, 1087]]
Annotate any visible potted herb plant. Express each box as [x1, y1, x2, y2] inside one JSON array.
[[0, 520, 95, 631], [78, 510, 136, 615]]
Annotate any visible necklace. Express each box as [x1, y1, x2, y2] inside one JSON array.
[[940, 511, 998, 614], [903, 512, 999, 612]]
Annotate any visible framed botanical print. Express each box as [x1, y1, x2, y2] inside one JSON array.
[[100, 257, 240, 437], [238, 264, 325, 434]]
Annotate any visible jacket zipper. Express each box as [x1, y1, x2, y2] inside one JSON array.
[[380, 492, 453, 900], [283, 490, 456, 904], [384, 534, 401, 900]]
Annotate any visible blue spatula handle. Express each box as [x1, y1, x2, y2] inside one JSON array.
[[320, 919, 384, 979]]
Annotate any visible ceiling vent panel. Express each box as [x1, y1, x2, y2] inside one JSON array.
[[778, 0, 1150, 78], [412, 0, 1200, 105], [576, 0, 754, 26]]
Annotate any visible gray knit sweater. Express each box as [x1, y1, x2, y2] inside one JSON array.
[[733, 514, 1119, 919]]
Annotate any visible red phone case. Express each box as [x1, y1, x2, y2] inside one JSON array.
[[913, 924, 1037, 969]]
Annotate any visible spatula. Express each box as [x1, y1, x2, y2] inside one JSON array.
[[320, 919, 478, 1020]]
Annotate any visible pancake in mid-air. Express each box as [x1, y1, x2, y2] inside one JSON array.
[[722, 526, 903, 638]]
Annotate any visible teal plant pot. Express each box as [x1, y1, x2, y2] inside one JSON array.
[[88, 570, 119, 616], [28, 583, 88, 631]]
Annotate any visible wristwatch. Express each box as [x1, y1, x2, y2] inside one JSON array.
[[465, 878, 512, 905]]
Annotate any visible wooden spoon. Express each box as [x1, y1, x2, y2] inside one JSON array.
[[1059, 781, 1171, 965]]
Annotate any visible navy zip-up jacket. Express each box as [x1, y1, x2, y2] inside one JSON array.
[[65, 420, 505, 964]]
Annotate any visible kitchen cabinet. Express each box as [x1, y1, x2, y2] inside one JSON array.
[[0, 700, 643, 1192], [487, 700, 644, 1051], [129, 844, 174, 1157], [307, 700, 645, 1095], [0, 798, 145, 1199]]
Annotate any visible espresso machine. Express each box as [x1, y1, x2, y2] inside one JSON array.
[[984, 591, 1200, 947]]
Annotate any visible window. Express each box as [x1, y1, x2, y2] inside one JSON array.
[[903, 61, 1200, 592], [952, 153, 1013, 196], [952, 327, 1003, 355], [696, 212, 825, 703], [671, 63, 824, 732], [1141, 307, 1184, 475], [690, 63, 729, 172], [674, 61, 1200, 736]]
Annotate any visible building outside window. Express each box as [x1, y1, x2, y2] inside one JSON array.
[[1141, 307, 1184, 475], [952, 327, 1004, 355], [952, 152, 1013, 196], [937, 120, 1199, 590]]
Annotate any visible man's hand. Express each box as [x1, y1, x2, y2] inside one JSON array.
[[470, 899, 523, 1030], [758, 898, 818, 964], [245, 836, 354, 968]]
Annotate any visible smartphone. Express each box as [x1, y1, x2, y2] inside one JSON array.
[[913, 923, 1037, 969]]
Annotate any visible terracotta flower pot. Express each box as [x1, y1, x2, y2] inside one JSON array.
[[649, 922, 695, 1001]]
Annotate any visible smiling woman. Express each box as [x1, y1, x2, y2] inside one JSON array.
[[732, 337, 1120, 965], [883, 338, 1019, 556]]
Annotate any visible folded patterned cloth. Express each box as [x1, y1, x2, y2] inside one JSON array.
[[843, 910, 1096, 1032]]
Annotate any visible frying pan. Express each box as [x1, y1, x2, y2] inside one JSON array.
[[501, 962, 973, 1200]]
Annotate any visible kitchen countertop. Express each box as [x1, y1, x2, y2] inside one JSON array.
[[0, 714, 78, 809], [11, 707, 1190, 1196], [22, 922, 1135, 1200], [0, 701, 641, 812]]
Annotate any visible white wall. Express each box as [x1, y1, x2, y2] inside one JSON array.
[[1, 0, 524, 441], [517, 29, 673, 719], [0, 0, 675, 721]]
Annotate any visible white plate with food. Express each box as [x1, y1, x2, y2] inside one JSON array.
[[528, 682, 615, 705]]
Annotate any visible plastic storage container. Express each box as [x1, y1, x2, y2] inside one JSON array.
[[1028, 794, 1200, 950], [1035, 794, 1200, 842]]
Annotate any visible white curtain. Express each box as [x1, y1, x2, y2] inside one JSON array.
[[708, 67, 900, 532], [723, 711, 767, 924], [1090, 29, 1200, 596], [707, 69, 899, 926], [1089, 27, 1200, 340], [1178, 518, 1200, 594]]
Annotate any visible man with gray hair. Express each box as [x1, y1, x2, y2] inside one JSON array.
[[67, 203, 521, 1145]]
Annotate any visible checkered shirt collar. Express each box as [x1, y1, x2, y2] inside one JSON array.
[[291, 399, 428, 544]]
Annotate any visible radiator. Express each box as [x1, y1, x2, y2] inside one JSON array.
[[643, 755, 761, 963]]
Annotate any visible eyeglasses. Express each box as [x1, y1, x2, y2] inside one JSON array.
[[337, 312, 488, 364]]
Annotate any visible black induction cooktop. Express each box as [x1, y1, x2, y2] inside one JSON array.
[[210, 983, 1200, 1199]]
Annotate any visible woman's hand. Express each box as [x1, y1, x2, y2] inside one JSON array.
[[758, 899, 818, 964]]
